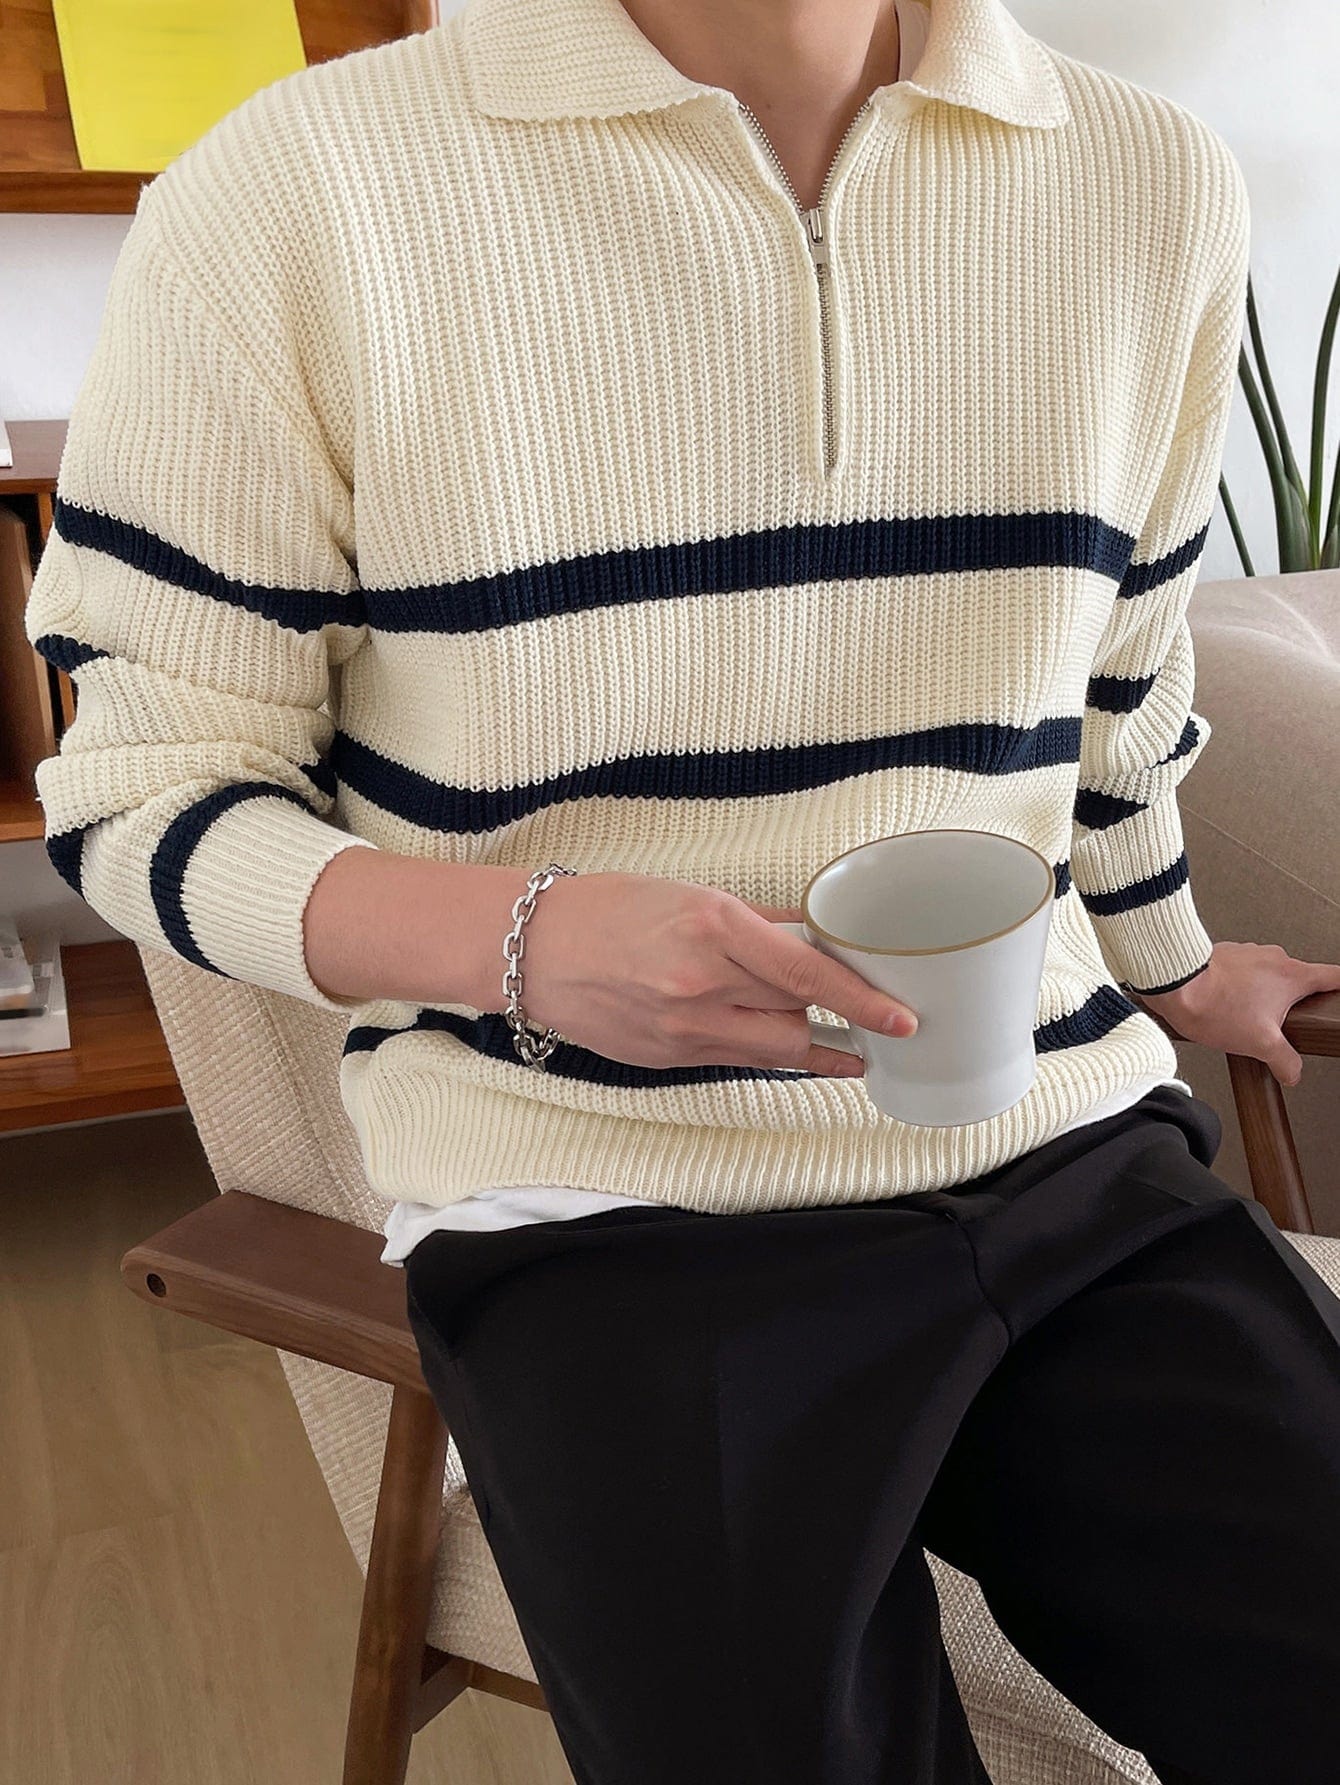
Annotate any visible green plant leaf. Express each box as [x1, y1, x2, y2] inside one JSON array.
[[1218, 474, 1255, 576], [1239, 342, 1289, 493], [1238, 343, 1311, 567], [1247, 275, 1310, 523], [1309, 262, 1340, 544], [1281, 478, 1316, 571]]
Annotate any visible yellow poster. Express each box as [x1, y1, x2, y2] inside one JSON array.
[[52, 0, 308, 172]]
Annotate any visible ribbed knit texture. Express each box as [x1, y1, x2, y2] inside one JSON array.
[[25, 0, 1249, 1216]]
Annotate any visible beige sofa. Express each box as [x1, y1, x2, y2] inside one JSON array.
[[1172, 567, 1339, 1229], [135, 565, 1340, 1783]]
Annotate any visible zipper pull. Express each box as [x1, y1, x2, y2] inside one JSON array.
[[803, 207, 830, 271]]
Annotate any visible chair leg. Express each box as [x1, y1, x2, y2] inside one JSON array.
[[1227, 1049, 1314, 1235], [343, 1383, 450, 1785]]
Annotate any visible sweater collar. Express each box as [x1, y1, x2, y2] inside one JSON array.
[[459, 0, 1071, 131]]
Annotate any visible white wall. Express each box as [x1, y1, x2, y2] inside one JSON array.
[[1015, 0, 1340, 577], [2, 0, 1337, 936]]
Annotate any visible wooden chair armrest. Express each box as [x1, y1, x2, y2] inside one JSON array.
[[1139, 988, 1339, 1236], [120, 1190, 427, 1392], [1281, 988, 1340, 1057]]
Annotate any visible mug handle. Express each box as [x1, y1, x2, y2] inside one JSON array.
[[775, 921, 864, 1058]]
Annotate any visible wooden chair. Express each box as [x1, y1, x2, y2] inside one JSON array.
[[120, 990, 1340, 1785]]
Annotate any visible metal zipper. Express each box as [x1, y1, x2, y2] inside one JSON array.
[[737, 95, 876, 476]]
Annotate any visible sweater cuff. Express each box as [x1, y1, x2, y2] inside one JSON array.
[[1091, 881, 1214, 997], [1074, 790, 1215, 996], [174, 795, 380, 1012]]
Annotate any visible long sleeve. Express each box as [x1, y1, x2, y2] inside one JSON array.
[[1070, 155, 1250, 998], [23, 186, 379, 1013]]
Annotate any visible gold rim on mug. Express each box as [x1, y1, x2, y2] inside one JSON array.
[[799, 828, 1057, 956]]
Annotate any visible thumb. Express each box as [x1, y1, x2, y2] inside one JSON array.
[[1263, 1035, 1304, 1089]]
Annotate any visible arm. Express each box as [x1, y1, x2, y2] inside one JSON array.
[[23, 184, 511, 1015], [302, 847, 531, 1011], [1070, 147, 1251, 998]]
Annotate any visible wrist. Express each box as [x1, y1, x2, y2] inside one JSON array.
[[456, 863, 537, 1014], [500, 864, 580, 1065], [1129, 958, 1214, 1015]]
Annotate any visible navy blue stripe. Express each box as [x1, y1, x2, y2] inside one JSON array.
[[1032, 984, 1141, 1053], [1073, 787, 1145, 832], [1076, 850, 1190, 919], [1073, 720, 1200, 834], [42, 761, 331, 916], [1120, 957, 1211, 997], [148, 782, 321, 973], [343, 1005, 828, 1082], [1085, 670, 1156, 714], [53, 498, 364, 633], [342, 977, 1138, 1077], [362, 511, 1136, 634], [1156, 717, 1200, 765], [31, 632, 112, 673], [1116, 519, 1210, 599], [48, 502, 1208, 649], [332, 717, 1083, 836], [45, 824, 90, 899], [40, 764, 330, 965], [304, 755, 338, 800]]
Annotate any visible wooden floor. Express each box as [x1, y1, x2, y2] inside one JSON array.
[[0, 1111, 576, 1785]]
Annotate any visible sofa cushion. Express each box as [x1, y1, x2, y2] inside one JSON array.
[[1186, 569, 1339, 910], [1176, 569, 1340, 1224]]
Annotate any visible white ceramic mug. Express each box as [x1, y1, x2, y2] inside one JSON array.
[[778, 828, 1055, 1126]]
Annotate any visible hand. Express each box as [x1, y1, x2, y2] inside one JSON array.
[[1132, 941, 1340, 1088], [507, 876, 918, 1076]]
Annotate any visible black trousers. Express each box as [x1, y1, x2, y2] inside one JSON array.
[[404, 1086, 1340, 1785]]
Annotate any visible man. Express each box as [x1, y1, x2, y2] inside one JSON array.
[[25, 0, 1340, 1779]]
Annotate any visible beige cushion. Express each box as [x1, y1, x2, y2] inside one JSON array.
[[1173, 569, 1340, 1229]]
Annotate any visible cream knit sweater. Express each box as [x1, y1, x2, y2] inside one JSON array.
[[25, 0, 1250, 1218]]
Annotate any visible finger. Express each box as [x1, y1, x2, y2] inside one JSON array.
[[800, 1042, 869, 1077], [1262, 1038, 1304, 1088], [706, 1007, 866, 1076], [715, 908, 819, 1010], [723, 904, 919, 1037], [724, 906, 920, 1035], [714, 953, 888, 1024], [1298, 960, 1340, 993], [728, 985, 819, 1013], [717, 969, 820, 1013]]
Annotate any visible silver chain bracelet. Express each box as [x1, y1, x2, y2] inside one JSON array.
[[501, 863, 579, 1069]]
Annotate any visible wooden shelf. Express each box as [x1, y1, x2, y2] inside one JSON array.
[[0, 171, 151, 215], [0, 420, 66, 497], [1, 422, 65, 851], [0, 777, 44, 843], [0, 940, 184, 1132], [1, 419, 184, 1133], [0, 1, 440, 214]]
